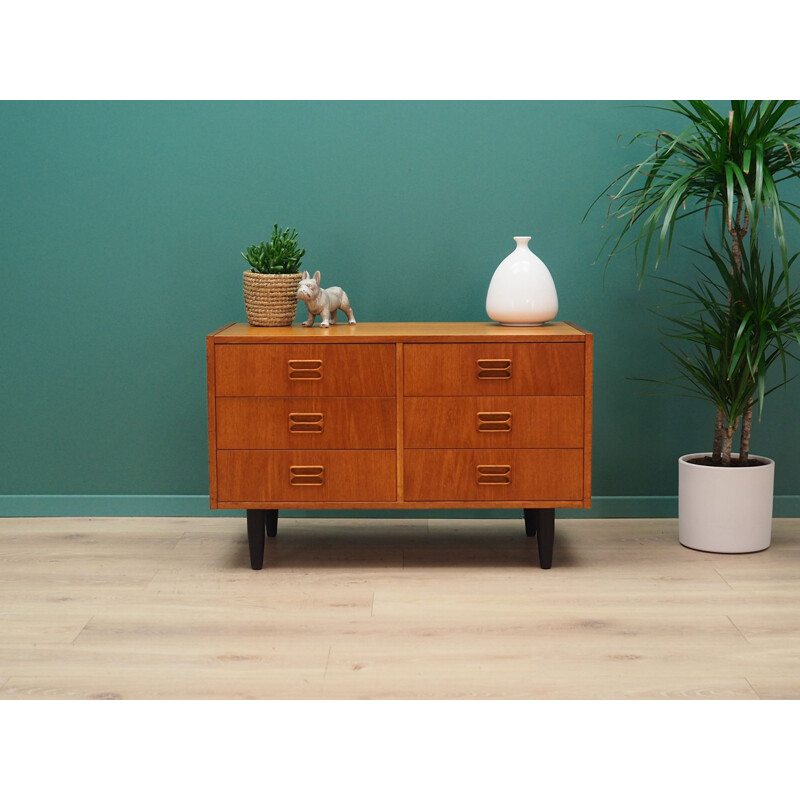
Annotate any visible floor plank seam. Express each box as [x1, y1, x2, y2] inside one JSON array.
[[744, 677, 762, 699], [145, 570, 164, 592], [714, 569, 735, 590], [171, 531, 189, 550], [71, 615, 94, 646], [725, 615, 751, 643]]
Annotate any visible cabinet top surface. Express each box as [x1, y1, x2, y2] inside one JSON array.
[[209, 321, 591, 343]]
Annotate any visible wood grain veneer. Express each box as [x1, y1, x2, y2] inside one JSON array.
[[212, 321, 587, 342], [215, 343, 395, 397], [403, 395, 584, 449], [217, 450, 396, 502], [403, 448, 584, 502], [403, 342, 585, 396], [216, 397, 396, 450]]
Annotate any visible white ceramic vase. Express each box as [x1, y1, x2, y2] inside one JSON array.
[[486, 236, 558, 326], [678, 453, 774, 553]]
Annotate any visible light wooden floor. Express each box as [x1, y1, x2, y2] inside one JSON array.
[[1, 515, 799, 699]]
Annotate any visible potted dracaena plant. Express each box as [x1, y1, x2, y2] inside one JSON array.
[[241, 224, 306, 326], [587, 100, 800, 552]]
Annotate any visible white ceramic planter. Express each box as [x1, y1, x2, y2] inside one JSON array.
[[678, 453, 774, 553], [486, 236, 558, 326]]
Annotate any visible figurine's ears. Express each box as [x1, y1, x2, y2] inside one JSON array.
[[313, 270, 321, 284], [302, 271, 310, 280]]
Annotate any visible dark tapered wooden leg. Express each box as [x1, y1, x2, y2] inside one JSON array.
[[536, 509, 555, 569], [265, 509, 278, 538], [523, 508, 538, 537], [246, 509, 266, 570]]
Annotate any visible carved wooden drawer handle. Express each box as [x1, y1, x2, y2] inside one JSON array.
[[477, 411, 512, 432], [476, 464, 511, 485], [289, 412, 324, 433], [288, 359, 323, 380], [477, 358, 512, 379], [289, 465, 325, 486]]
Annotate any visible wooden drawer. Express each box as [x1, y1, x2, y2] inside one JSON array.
[[215, 343, 395, 397], [404, 396, 584, 449], [217, 450, 396, 502], [403, 448, 583, 501], [216, 397, 396, 449], [403, 343, 584, 396]]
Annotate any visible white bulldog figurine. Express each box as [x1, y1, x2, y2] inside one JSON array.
[[297, 270, 357, 328]]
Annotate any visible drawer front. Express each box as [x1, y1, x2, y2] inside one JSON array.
[[403, 343, 584, 396], [215, 343, 395, 397], [404, 396, 584, 449], [404, 448, 583, 502], [217, 450, 396, 502], [216, 397, 396, 449]]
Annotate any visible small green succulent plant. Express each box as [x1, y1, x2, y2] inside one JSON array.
[[242, 224, 306, 274]]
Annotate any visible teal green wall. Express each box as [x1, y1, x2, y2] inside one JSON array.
[[2, 101, 799, 517]]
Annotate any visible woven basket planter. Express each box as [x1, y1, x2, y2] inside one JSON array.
[[242, 271, 302, 327]]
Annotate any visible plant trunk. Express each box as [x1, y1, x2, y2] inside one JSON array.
[[725, 201, 753, 467], [727, 198, 749, 276], [712, 408, 725, 463], [721, 418, 738, 467], [740, 406, 753, 465]]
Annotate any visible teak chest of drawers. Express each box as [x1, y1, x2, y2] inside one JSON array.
[[207, 321, 593, 569]]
